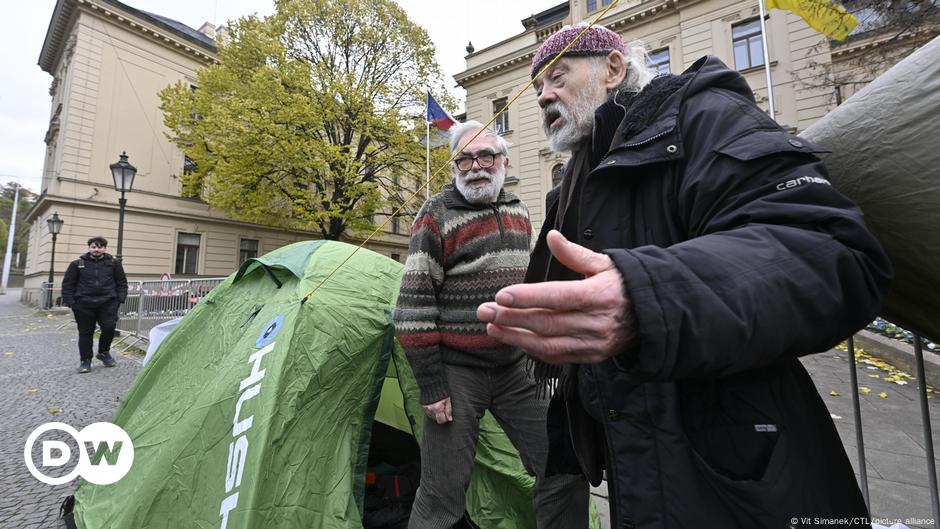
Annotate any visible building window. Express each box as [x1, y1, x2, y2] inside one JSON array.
[[391, 253, 401, 262], [188, 84, 203, 120], [732, 19, 765, 71], [551, 163, 565, 188], [392, 215, 400, 234], [647, 48, 671, 76], [239, 238, 259, 264], [183, 155, 197, 175], [586, 0, 614, 12], [175, 232, 201, 275], [493, 97, 509, 135]]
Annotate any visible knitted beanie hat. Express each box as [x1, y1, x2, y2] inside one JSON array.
[[531, 23, 625, 78]]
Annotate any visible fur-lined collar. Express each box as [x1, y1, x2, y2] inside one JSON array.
[[590, 73, 694, 167]]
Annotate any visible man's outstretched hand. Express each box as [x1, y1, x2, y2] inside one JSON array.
[[477, 230, 638, 364]]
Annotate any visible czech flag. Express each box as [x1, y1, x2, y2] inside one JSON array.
[[426, 91, 456, 131]]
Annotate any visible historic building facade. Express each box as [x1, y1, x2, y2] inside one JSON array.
[[25, 0, 409, 289], [454, 0, 930, 229]]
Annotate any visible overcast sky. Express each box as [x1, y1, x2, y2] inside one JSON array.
[[0, 0, 553, 193]]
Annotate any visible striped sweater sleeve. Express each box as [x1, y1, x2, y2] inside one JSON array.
[[394, 202, 449, 404]]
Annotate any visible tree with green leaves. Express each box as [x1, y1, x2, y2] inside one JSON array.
[[160, 0, 454, 241]]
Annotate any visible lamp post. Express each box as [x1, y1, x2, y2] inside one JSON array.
[[46, 211, 64, 309], [110, 152, 137, 262]]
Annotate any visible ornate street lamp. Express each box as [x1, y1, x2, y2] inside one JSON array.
[[110, 151, 137, 262], [46, 211, 64, 308]]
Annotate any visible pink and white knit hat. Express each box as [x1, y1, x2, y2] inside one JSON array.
[[531, 24, 625, 78]]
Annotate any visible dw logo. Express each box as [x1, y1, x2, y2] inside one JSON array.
[[23, 422, 134, 485]]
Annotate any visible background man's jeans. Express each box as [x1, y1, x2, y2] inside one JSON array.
[[408, 358, 590, 529], [71, 299, 120, 361]]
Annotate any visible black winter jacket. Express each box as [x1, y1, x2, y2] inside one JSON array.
[[530, 57, 892, 528], [61, 253, 128, 306]]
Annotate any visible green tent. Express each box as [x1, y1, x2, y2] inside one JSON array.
[[801, 35, 940, 342], [74, 240, 593, 528]]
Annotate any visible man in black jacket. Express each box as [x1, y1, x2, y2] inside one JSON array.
[[477, 24, 892, 528], [61, 236, 128, 373]]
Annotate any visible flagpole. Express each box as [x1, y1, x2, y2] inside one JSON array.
[[0, 182, 19, 295], [425, 120, 430, 201], [758, 0, 776, 120]]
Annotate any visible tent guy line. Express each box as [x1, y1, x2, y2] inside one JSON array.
[[299, 0, 623, 305]]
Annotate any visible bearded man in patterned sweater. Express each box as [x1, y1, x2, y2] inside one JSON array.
[[394, 120, 588, 529]]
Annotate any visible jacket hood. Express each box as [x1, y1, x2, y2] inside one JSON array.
[[681, 55, 754, 103]]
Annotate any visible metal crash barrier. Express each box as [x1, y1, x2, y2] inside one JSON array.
[[846, 328, 940, 529], [20, 278, 225, 353], [115, 278, 225, 352]]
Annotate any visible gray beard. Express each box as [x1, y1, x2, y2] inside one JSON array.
[[544, 103, 590, 153], [455, 168, 505, 204], [543, 83, 607, 153]]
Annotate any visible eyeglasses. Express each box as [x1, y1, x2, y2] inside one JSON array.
[[454, 151, 502, 172]]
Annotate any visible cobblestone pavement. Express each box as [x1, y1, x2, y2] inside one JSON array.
[[0, 290, 142, 529], [1, 288, 938, 529]]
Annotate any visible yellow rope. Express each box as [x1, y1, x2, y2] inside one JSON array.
[[301, 0, 621, 304]]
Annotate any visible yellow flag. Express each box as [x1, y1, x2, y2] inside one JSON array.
[[765, 0, 859, 41]]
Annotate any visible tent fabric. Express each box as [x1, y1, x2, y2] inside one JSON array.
[[73, 240, 595, 528], [801, 35, 940, 343]]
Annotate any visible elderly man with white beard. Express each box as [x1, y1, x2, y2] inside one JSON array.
[[394, 120, 589, 529], [477, 24, 891, 529]]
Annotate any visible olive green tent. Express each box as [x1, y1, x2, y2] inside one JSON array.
[[73, 240, 591, 528], [801, 35, 940, 342]]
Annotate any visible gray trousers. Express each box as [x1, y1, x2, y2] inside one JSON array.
[[408, 359, 589, 529]]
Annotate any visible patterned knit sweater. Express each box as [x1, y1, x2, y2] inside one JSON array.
[[394, 184, 532, 404]]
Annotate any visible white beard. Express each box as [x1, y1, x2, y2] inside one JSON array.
[[455, 167, 506, 204]]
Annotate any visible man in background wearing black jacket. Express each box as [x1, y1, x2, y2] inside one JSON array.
[[61, 236, 128, 373]]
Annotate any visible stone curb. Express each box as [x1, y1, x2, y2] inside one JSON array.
[[853, 330, 940, 387]]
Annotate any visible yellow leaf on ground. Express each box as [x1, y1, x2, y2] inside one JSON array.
[[878, 392, 889, 398], [27, 388, 37, 394], [868, 374, 880, 379], [859, 387, 871, 394], [830, 390, 840, 396], [49, 409, 62, 413], [3, 351, 13, 356], [894, 380, 908, 385]]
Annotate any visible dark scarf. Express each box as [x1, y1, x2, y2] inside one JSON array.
[[531, 73, 693, 398]]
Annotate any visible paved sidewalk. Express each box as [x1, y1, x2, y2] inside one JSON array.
[[0, 290, 143, 529], [0, 287, 937, 528], [803, 349, 940, 528]]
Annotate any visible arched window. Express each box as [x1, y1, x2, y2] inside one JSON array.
[[551, 163, 564, 188]]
